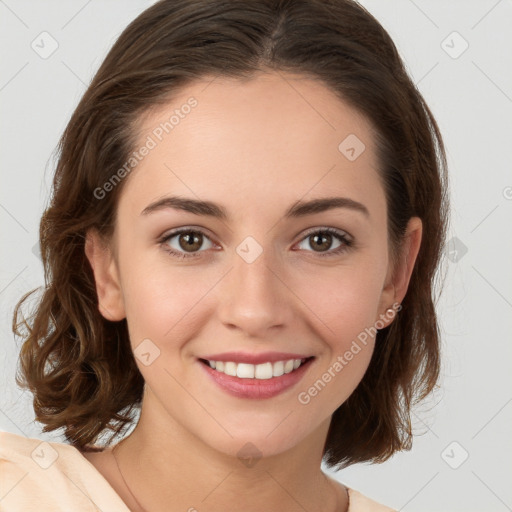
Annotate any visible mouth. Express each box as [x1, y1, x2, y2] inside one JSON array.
[[198, 357, 314, 379], [198, 356, 315, 399]]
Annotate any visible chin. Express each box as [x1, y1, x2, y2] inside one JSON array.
[[206, 432, 304, 464], [187, 411, 323, 465]]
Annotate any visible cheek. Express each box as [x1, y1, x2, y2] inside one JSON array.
[[292, 258, 386, 398], [296, 258, 386, 344], [295, 284, 379, 416], [118, 250, 215, 349]]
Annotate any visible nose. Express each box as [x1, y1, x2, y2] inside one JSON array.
[[215, 244, 292, 338]]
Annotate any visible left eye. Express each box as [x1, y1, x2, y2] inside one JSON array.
[[159, 227, 353, 259], [295, 227, 352, 256]]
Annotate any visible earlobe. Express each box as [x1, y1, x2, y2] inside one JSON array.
[[377, 217, 423, 327], [84, 228, 126, 321]]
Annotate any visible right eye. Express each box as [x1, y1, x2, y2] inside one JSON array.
[[159, 228, 216, 259]]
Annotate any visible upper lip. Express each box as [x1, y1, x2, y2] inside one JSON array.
[[199, 352, 313, 365]]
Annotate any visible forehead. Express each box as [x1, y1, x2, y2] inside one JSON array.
[[121, 71, 384, 218]]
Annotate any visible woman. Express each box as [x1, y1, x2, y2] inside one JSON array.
[[2, 0, 449, 510]]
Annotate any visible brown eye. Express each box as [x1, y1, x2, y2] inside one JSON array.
[[161, 228, 215, 258], [296, 228, 352, 257], [309, 232, 334, 252], [178, 231, 203, 252]]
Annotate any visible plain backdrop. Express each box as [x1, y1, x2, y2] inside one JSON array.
[[1, 1, 511, 511]]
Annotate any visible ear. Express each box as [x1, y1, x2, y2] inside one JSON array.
[[84, 228, 126, 321], [376, 216, 422, 327]]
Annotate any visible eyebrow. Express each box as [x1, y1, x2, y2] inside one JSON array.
[[140, 195, 370, 220]]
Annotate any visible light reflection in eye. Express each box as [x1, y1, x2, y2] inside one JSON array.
[[158, 226, 354, 260]]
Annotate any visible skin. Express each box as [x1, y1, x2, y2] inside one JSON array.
[[83, 71, 422, 512]]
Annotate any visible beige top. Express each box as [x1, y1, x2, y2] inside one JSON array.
[[0, 430, 396, 511]]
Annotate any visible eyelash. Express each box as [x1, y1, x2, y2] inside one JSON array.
[[158, 227, 353, 260]]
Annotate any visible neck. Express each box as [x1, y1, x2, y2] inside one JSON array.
[[112, 390, 348, 512]]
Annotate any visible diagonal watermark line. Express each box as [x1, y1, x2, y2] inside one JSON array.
[[472, 397, 512, 439], [201, 471, 233, 502], [471, 0, 503, 30], [265, 410, 294, 438], [407, 0, 439, 29], [0, 62, 29, 92], [164, 159, 336, 338], [0, 202, 29, 232], [61, 60, 88, 87], [0, 408, 30, 438], [163, 267, 233, 337], [470, 204, 499, 233], [398, 472, 439, 511], [411, 410, 439, 439], [0, 266, 28, 296], [472, 61, 512, 104], [163, 367, 234, 438], [265, 470, 309, 512], [416, 61, 439, 86], [471, 265, 512, 309], [0, 0, 29, 28], [265, 265, 336, 335], [63, 472, 108, 512], [61, 0, 93, 29], [198, 74, 219, 95], [0, 471, 29, 504], [472, 471, 512, 511], [275, 69, 336, 130], [3, 390, 28, 412]]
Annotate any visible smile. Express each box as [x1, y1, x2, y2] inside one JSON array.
[[198, 356, 315, 399], [202, 358, 309, 379]]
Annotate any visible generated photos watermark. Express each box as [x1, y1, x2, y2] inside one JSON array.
[[297, 302, 402, 405], [93, 96, 198, 200]]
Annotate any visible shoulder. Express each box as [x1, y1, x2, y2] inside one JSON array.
[[347, 486, 397, 512], [0, 430, 129, 512]]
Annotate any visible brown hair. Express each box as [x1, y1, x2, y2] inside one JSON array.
[[13, 0, 449, 469]]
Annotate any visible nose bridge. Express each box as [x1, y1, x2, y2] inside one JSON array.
[[217, 237, 289, 335]]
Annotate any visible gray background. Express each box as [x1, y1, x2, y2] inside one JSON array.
[[1, 1, 511, 511]]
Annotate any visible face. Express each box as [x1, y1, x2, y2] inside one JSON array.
[[86, 71, 421, 460]]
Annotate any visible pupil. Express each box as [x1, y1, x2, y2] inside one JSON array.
[[312, 233, 331, 251], [180, 232, 201, 251]]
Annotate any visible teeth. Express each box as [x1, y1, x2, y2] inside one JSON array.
[[284, 359, 294, 373], [237, 363, 255, 379], [206, 358, 307, 379], [255, 362, 273, 380], [224, 361, 237, 377], [273, 361, 284, 377]]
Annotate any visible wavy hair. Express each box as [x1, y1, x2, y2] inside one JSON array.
[[13, 0, 449, 469]]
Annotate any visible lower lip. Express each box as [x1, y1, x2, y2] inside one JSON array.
[[199, 358, 314, 399]]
